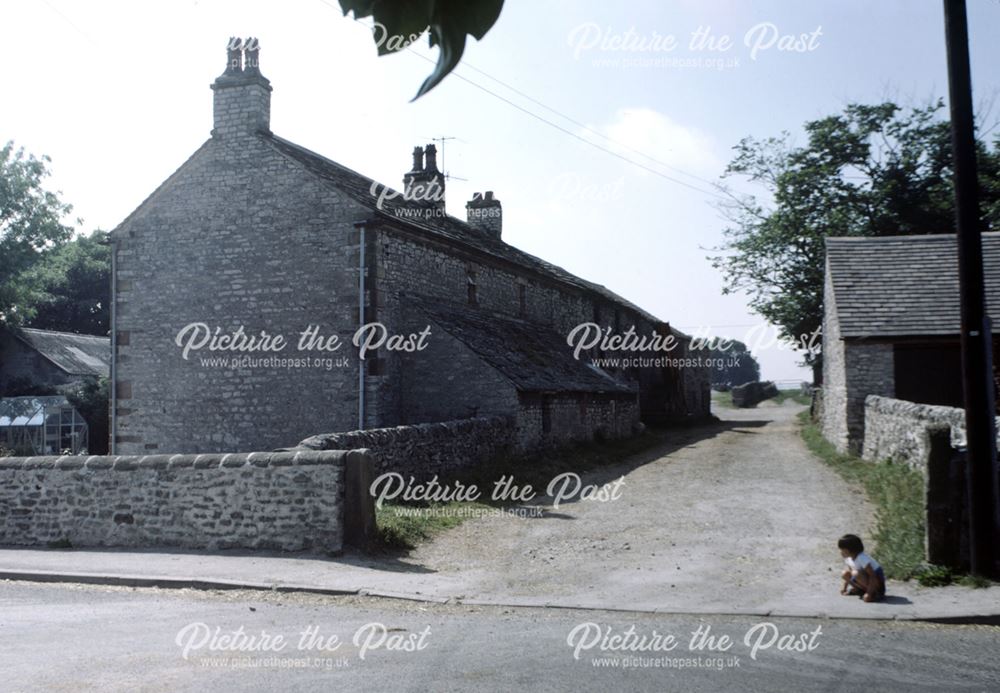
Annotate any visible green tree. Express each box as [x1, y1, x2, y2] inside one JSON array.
[[24, 230, 110, 335], [0, 141, 77, 327], [711, 101, 1000, 380], [339, 0, 504, 99], [710, 340, 761, 390], [65, 376, 109, 454]]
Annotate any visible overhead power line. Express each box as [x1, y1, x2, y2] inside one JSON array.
[[318, 1, 728, 201]]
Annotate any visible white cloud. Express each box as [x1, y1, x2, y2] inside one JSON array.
[[593, 108, 722, 178]]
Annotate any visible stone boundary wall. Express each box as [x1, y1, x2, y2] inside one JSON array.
[[861, 395, 1000, 472], [0, 450, 356, 552], [296, 416, 515, 479]]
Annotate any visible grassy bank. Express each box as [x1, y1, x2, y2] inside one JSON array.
[[376, 427, 674, 552], [798, 411, 926, 580]]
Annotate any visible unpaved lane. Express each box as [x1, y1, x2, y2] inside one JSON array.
[[411, 401, 874, 611]]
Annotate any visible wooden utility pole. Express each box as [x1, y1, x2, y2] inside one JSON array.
[[943, 0, 1000, 578]]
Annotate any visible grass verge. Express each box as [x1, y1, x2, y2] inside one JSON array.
[[798, 411, 925, 580], [375, 427, 676, 552], [376, 501, 496, 551], [772, 390, 813, 406]]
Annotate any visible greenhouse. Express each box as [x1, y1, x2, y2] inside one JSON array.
[[0, 396, 89, 456]]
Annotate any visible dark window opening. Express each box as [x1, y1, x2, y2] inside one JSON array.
[[893, 342, 963, 407]]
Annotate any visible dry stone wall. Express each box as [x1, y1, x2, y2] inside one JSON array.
[[862, 395, 1000, 472], [297, 416, 516, 480], [0, 450, 352, 551]]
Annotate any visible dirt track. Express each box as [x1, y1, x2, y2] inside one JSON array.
[[409, 400, 875, 611]]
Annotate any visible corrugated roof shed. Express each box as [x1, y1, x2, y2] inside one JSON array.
[[825, 233, 1000, 338]]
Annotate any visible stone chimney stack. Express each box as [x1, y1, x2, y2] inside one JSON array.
[[424, 143, 439, 171], [211, 37, 272, 139], [466, 191, 502, 239], [402, 144, 446, 211]]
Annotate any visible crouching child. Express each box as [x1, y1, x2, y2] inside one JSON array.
[[838, 533, 886, 602]]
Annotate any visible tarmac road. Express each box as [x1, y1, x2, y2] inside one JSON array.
[[1, 581, 998, 692]]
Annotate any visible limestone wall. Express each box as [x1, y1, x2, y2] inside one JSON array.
[[820, 262, 850, 451], [297, 398, 641, 482], [0, 450, 353, 551], [821, 258, 897, 454], [371, 226, 711, 427], [297, 417, 516, 479], [113, 135, 369, 455], [861, 395, 1000, 472]]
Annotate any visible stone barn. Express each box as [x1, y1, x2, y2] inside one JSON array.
[[820, 233, 1000, 453], [109, 38, 710, 455]]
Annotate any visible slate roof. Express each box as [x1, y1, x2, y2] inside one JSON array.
[[825, 233, 1000, 338], [263, 134, 672, 332], [15, 328, 110, 377], [408, 297, 636, 395]]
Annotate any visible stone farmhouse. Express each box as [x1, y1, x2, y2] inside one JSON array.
[[820, 233, 1000, 453], [109, 39, 710, 455]]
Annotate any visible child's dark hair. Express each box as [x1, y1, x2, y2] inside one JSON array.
[[838, 534, 864, 554]]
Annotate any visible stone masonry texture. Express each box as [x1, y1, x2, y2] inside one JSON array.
[[862, 395, 1000, 473], [0, 451, 348, 551], [113, 132, 367, 454], [821, 260, 895, 454], [111, 43, 711, 457], [297, 416, 515, 481]]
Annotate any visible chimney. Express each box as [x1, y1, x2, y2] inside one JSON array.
[[466, 191, 502, 239], [424, 143, 439, 172], [402, 144, 445, 211], [211, 37, 272, 139]]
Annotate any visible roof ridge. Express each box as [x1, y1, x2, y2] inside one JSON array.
[[261, 132, 670, 329], [827, 232, 1000, 244], [19, 327, 109, 340]]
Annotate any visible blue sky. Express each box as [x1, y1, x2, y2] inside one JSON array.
[[3, 0, 999, 381]]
